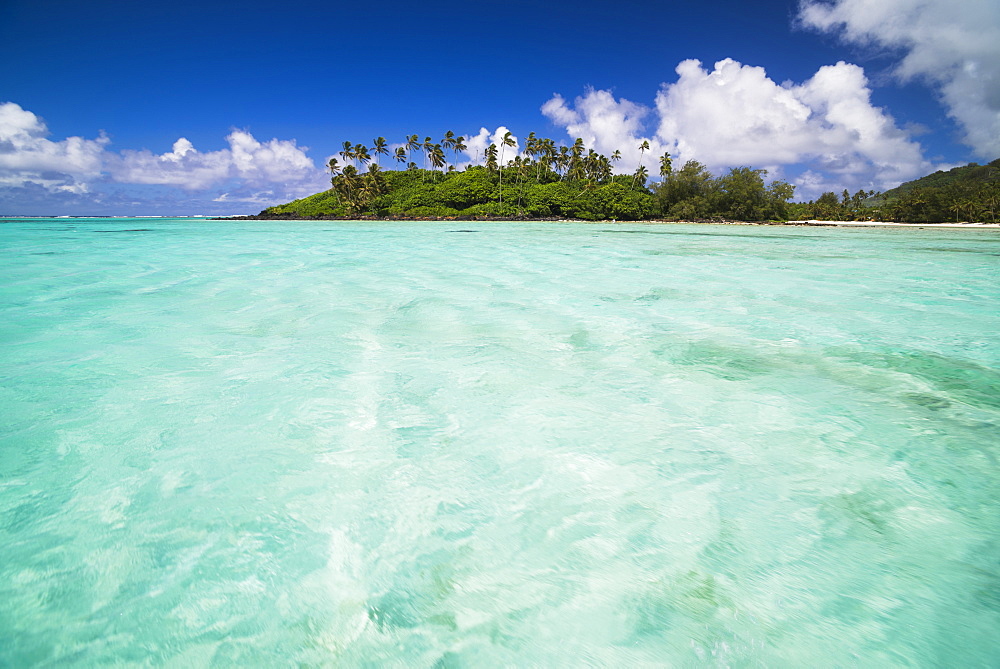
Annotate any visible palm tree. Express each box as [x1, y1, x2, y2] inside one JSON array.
[[611, 149, 622, 172], [394, 146, 407, 166], [524, 132, 537, 166], [405, 135, 421, 177], [371, 137, 389, 168], [949, 198, 966, 222], [327, 157, 342, 204], [366, 163, 387, 196], [453, 136, 467, 169], [568, 146, 587, 182], [634, 164, 649, 189], [429, 143, 446, 177], [355, 144, 371, 171], [632, 140, 650, 188], [659, 152, 672, 179], [406, 135, 421, 161], [537, 138, 555, 182], [962, 198, 979, 222], [556, 146, 570, 180], [982, 183, 1000, 222], [327, 157, 341, 180], [585, 149, 600, 183], [337, 164, 361, 213], [441, 131, 455, 172], [340, 141, 356, 169], [485, 143, 498, 173], [422, 137, 434, 171], [569, 138, 585, 181], [514, 156, 530, 214], [596, 153, 611, 182], [499, 131, 516, 207]]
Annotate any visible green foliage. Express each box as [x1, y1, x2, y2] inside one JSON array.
[[716, 167, 770, 220], [518, 181, 576, 217], [653, 160, 716, 217], [263, 132, 823, 222], [436, 168, 496, 207], [263, 189, 345, 217], [796, 189, 877, 221], [460, 202, 519, 218], [591, 182, 654, 220], [403, 205, 461, 218], [814, 191, 843, 219], [789, 159, 1000, 223], [667, 196, 714, 220], [875, 159, 1000, 222], [882, 159, 1000, 199], [265, 164, 657, 220], [651, 162, 795, 221], [766, 180, 795, 220], [268, 130, 999, 224]]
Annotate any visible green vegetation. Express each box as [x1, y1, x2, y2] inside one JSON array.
[[789, 159, 1000, 223], [786, 188, 878, 222], [655, 162, 794, 221], [877, 159, 1000, 222], [262, 131, 999, 223], [261, 132, 796, 221]]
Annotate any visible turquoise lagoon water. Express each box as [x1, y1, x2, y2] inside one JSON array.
[[1, 217, 999, 666]]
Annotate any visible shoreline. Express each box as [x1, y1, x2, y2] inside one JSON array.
[[212, 214, 1000, 228], [786, 219, 1000, 228]]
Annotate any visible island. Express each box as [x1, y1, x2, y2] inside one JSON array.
[[221, 133, 1000, 224]]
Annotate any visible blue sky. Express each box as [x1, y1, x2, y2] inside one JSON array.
[[1, 0, 997, 215]]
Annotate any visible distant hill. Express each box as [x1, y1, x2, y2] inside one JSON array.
[[881, 158, 1000, 201], [869, 158, 999, 223], [787, 158, 1000, 223]]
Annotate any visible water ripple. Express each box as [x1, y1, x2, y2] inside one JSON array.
[[1, 218, 999, 665]]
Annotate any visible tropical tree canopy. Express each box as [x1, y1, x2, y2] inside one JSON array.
[[262, 129, 861, 221]]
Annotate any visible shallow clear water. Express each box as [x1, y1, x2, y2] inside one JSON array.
[[2, 217, 999, 666]]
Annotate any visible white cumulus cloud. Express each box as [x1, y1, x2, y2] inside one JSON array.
[[798, 0, 1000, 158], [542, 90, 661, 171], [461, 126, 520, 167], [657, 58, 930, 188], [0, 101, 329, 211], [0, 101, 109, 192], [543, 58, 933, 197], [110, 131, 324, 192]]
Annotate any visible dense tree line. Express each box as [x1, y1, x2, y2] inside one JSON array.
[[787, 189, 880, 221], [263, 131, 798, 221], [789, 159, 1000, 223], [875, 159, 1000, 223], [653, 162, 794, 221], [262, 133, 1000, 223]]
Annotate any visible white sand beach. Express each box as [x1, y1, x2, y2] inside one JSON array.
[[789, 220, 1000, 228]]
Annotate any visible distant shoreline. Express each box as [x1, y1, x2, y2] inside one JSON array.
[[211, 214, 1000, 228], [788, 220, 1000, 228], [3, 215, 995, 228]]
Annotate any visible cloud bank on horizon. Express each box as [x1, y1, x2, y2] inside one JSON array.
[[0, 101, 328, 213], [1, 0, 996, 214]]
